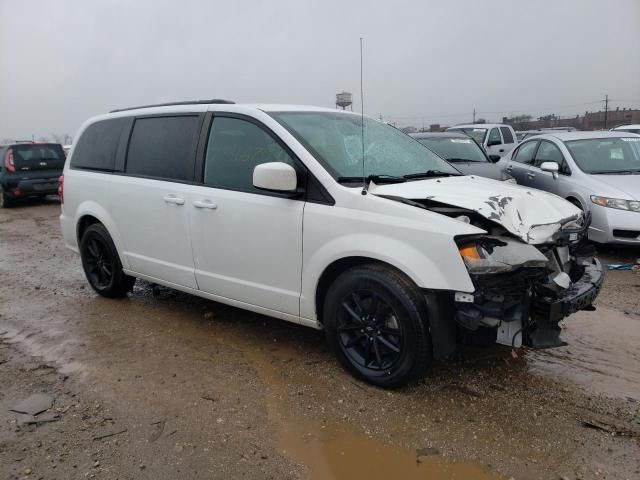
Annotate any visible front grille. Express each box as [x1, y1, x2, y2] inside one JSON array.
[[613, 229, 640, 239]]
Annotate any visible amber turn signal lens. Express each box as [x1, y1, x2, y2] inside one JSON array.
[[458, 244, 481, 261]]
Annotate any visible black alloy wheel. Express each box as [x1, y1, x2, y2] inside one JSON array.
[[80, 223, 135, 297], [324, 264, 432, 388], [337, 290, 404, 372], [84, 237, 114, 289]]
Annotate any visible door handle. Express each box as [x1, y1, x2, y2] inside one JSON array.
[[193, 199, 218, 210], [163, 194, 185, 205], [526, 172, 536, 178], [499, 149, 505, 153]]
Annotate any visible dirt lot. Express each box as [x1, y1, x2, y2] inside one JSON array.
[[1, 199, 639, 480]]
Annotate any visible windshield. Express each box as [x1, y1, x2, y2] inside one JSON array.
[[449, 128, 487, 145], [270, 112, 459, 180], [565, 137, 640, 174], [416, 137, 487, 162]]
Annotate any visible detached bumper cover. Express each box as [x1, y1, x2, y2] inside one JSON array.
[[531, 258, 603, 323]]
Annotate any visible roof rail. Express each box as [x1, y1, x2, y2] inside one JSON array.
[[110, 99, 235, 113]]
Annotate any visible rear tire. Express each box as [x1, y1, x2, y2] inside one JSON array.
[[80, 224, 135, 298], [323, 263, 432, 388], [0, 187, 12, 208]]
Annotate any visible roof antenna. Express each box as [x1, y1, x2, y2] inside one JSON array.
[[360, 37, 367, 196]]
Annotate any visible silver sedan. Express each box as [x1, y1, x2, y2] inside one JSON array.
[[498, 131, 640, 245]]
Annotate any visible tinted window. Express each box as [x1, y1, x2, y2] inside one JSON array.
[[450, 128, 487, 145], [12, 143, 65, 170], [126, 116, 199, 181], [488, 128, 501, 144], [203, 116, 295, 192], [71, 118, 127, 171], [417, 137, 487, 162], [535, 141, 563, 164], [500, 127, 514, 144], [512, 141, 538, 165], [535, 141, 570, 174]]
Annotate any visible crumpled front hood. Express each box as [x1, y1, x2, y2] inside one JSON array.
[[369, 175, 582, 244]]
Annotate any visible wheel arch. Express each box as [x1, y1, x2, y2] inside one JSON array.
[[74, 201, 129, 269], [315, 256, 417, 325], [565, 194, 585, 210]]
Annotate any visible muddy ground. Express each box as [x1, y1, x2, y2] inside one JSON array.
[[1, 199, 639, 480]]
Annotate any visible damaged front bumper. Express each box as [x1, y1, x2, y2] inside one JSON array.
[[528, 258, 603, 347], [453, 254, 603, 350]]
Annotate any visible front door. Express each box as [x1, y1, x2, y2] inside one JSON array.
[[485, 127, 504, 157], [189, 114, 304, 316], [504, 140, 539, 185], [529, 140, 568, 196]]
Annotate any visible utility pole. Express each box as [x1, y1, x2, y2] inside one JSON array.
[[473, 108, 476, 123], [603, 94, 609, 129]]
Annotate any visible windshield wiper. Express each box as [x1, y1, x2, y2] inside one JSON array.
[[592, 169, 640, 175], [337, 174, 406, 184], [446, 158, 485, 163], [403, 170, 461, 179]]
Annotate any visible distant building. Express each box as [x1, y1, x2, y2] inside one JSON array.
[[503, 107, 640, 131], [583, 107, 640, 130]]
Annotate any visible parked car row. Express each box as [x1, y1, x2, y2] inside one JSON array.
[[417, 125, 640, 246]]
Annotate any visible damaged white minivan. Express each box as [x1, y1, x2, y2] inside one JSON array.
[[60, 102, 603, 387]]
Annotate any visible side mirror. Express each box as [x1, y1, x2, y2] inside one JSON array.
[[488, 154, 501, 163], [253, 162, 298, 192], [486, 139, 501, 147], [540, 161, 559, 179]]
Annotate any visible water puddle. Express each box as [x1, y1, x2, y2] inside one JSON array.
[[239, 341, 502, 480], [528, 306, 640, 400], [279, 419, 502, 480]]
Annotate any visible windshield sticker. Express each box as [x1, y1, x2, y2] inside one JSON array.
[[451, 139, 472, 144], [610, 148, 624, 160], [621, 137, 640, 142], [473, 129, 485, 132]]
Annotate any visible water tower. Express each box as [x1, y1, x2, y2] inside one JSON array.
[[336, 91, 353, 110]]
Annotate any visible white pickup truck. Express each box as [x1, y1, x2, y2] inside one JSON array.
[[447, 124, 518, 159]]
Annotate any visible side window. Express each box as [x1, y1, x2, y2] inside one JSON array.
[[488, 128, 501, 145], [500, 127, 514, 144], [71, 118, 127, 171], [535, 141, 571, 174], [125, 116, 199, 181], [203, 116, 295, 193], [512, 141, 538, 165]]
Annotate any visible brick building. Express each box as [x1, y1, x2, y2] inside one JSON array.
[[503, 107, 640, 131]]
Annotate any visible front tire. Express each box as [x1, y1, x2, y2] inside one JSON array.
[[323, 264, 432, 388], [80, 224, 135, 297]]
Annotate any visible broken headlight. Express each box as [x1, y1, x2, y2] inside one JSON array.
[[457, 237, 548, 275]]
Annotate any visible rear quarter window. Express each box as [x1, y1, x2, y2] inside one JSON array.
[[71, 118, 128, 171], [125, 115, 200, 181], [500, 127, 514, 144]]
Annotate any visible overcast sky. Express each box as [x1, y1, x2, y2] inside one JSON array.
[[1, 0, 639, 140]]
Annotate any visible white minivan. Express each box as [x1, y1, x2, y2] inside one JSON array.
[[60, 101, 602, 387]]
